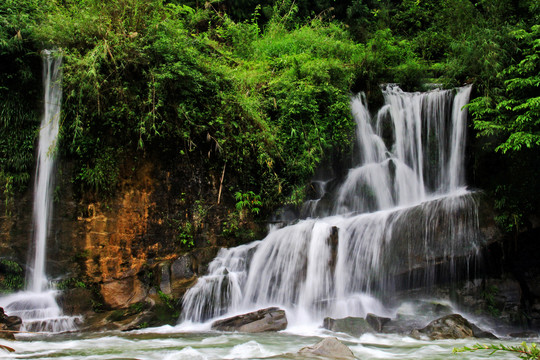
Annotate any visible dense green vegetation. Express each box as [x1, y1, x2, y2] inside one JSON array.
[[1, 0, 539, 232], [0, 259, 23, 293]]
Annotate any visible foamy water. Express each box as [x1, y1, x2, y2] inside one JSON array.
[[3, 326, 536, 360]]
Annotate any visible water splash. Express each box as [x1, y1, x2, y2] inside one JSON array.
[[181, 85, 477, 325], [0, 290, 80, 332]]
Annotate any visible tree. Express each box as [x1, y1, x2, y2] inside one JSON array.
[[470, 25, 540, 153]]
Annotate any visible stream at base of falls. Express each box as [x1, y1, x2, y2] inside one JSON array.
[[3, 324, 537, 360]]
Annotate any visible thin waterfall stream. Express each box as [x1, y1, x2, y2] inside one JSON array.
[[0, 50, 79, 332], [181, 85, 479, 326]]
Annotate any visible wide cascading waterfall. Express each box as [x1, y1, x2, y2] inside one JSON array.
[[181, 85, 477, 324], [0, 51, 79, 332]]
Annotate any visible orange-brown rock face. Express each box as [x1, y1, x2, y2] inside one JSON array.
[[0, 153, 266, 316], [100, 277, 147, 309], [79, 163, 156, 308]]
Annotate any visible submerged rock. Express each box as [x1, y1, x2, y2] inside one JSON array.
[[298, 337, 355, 359], [410, 314, 497, 340], [211, 307, 287, 332], [322, 316, 373, 337]]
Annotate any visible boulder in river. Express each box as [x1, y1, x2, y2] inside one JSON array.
[[366, 313, 391, 332], [298, 337, 355, 359], [410, 314, 497, 340], [322, 316, 373, 337], [0, 307, 22, 340], [211, 307, 287, 332]]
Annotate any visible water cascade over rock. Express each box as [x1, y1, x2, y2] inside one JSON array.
[[0, 51, 79, 332], [181, 85, 477, 325]]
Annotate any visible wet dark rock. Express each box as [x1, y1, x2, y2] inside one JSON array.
[[470, 323, 498, 339], [366, 313, 391, 332], [190, 247, 221, 275], [57, 288, 94, 316], [508, 331, 539, 338], [0, 307, 22, 340], [327, 226, 339, 272], [381, 314, 426, 335], [80, 298, 168, 332], [159, 262, 172, 295], [171, 255, 194, 281], [456, 278, 525, 325], [322, 316, 373, 337], [3, 316, 21, 331], [170, 255, 197, 298], [411, 314, 473, 340], [410, 314, 496, 340], [298, 337, 355, 359], [211, 307, 287, 333]]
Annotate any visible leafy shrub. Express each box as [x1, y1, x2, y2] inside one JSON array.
[[0, 259, 24, 293]]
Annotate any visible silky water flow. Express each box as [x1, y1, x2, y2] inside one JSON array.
[[181, 85, 479, 327]]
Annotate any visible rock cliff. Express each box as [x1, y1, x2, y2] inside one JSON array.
[[0, 152, 265, 323]]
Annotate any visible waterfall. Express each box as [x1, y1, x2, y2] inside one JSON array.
[[181, 85, 477, 324], [28, 50, 63, 293], [0, 51, 80, 332]]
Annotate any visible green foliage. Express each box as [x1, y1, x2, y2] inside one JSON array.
[[222, 212, 241, 238], [464, 24, 540, 233], [361, 28, 426, 91], [0, 259, 24, 293], [76, 147, 120, 195], [481, 285, 501, 317], [91, 298, 104, 313], [1, 0, 539, 241], [176, 221, 194, 248], [137, 321, 149, 329], [56, 277, 87, 290], [1, 0, 358, 213], [453, 342, 540, 359], [157, 290, 179, 318], [470, 25, 540, 153], [127, 301, 146, 315], [0, 0, 428, 214], [235, 191, 262, 214], [0, 1, 44, 196], [107, 309, 126, 322]]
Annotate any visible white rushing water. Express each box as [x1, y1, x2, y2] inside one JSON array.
[[0, 50, 80, 333], [182, 85, 477, 325], [3, 329, 535, 360], [30, 50, 63, 293]]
